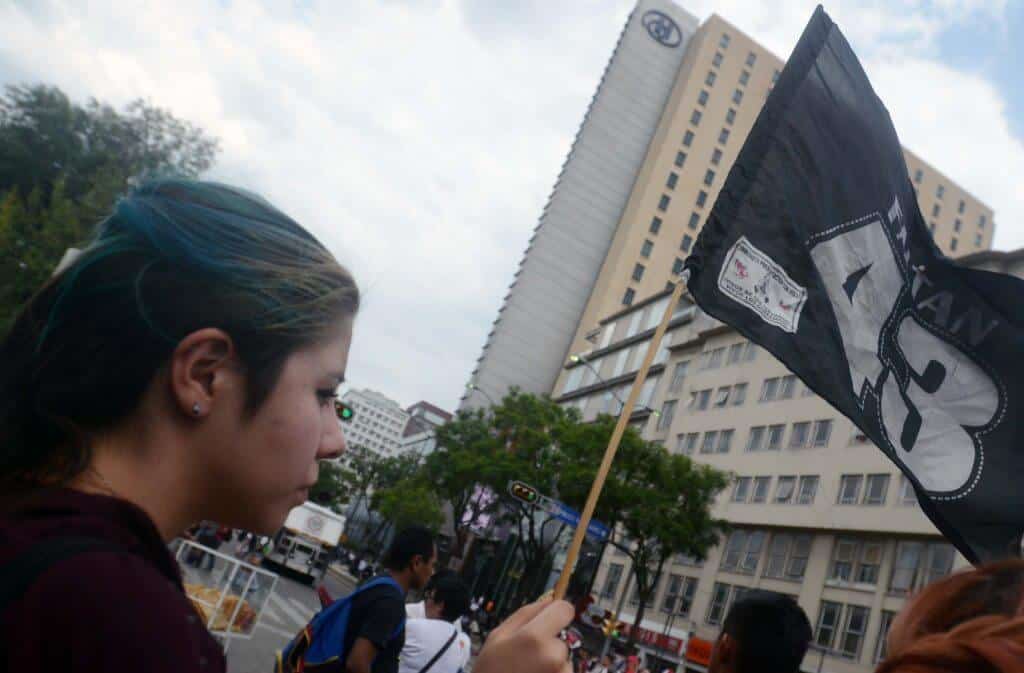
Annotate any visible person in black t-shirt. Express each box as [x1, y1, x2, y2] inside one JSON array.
[[344, 526, 437, 673]]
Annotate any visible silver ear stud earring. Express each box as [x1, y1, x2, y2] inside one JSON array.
[[192, 402, 201, 416]]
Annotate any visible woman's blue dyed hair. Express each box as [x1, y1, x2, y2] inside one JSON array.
[[0, 179, 359, 487]]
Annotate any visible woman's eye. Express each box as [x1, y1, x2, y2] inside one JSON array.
[[317, 390, 337, 406]]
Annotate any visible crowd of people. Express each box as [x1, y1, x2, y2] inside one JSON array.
[[0, 179, 1021, 672]]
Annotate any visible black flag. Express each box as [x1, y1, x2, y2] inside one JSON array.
[[684, 5, 1024, 564]]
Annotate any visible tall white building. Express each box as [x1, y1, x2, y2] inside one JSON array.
[[341, 389, 409, 458]]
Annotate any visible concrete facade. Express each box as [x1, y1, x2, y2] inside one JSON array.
[[341, 388, 409, 458]]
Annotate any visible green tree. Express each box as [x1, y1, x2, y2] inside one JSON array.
[[309, 460, 356, 513], [606, 447, 729, 646], [0, 83, 220, 331], [373, 478, 444, 534]]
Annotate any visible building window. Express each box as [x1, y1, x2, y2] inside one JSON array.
[[815, 601, 842, 649], [954, 218, 961, 232], [658, 194, 671, 212], [889, 542, 923, 594], [742, 531, 766, 573], [732, 89, 743, 105], [732, 477, 751, 503], [751, 476, 771, 503], [951, 237, 958, 251], [720, 531, 745, 571], [601, 563, 624, 599], [676, 432, 699, 455], [956, 199, 965, 214], [706, 70, 717, 87], [656, 400, 677, 431], [739, 70, 750, 86], [829, 539, 883, 586], [681, 234, 693, 252], [744, 342, 758, 361], [767, 424, 785, 450], [719, 128, 730, 145], [929, 222, 935, 234], [629, 572, 660, 607], [812, 419, 833, 447], [688, 212, 700, 229], [706, 583, 730, 625], [746, 51, 757, 66], [874, 611, 896, 663], [913, 168, 923, 183], [838, 475, 863, 504], [632, 263, 645, 282], [696, 190, 708, 207], [936, 185, 945, 199], [666, 172, 679, 190], [717, 429, 734, 453], [725, 108, 736, 125], [650, 216, 662, 234], [669, 361, 690, 393], [720, 33, 731, 49], [678, 577, 698, 616], [704, 169, 715, 186], [764, 533, 811, 580], [975, 232, 983, 247], [838, 605, 871, 659], [711, 147, 723, 165], [698, 89, 710, 106], [700, 430, 719, 454], [746, 427, 765, 452], [732, 382, 747, 406], [774, 476, 796, 503], [789, 422, 810, 449], [779, 374, 797, 399], [712, 51, 723, 67], [898, 475, 917, 505], [726, 342, 744, 364], [760, 377, 779, 402], [932, 203, 940, 217], [674, 151, 687, 168], [980, 214, 987, 228], [641, 239, 653, 258], [623, 288, 635, 306], [694, 389, 711, 410], [796, 476, 819, 504], [772, 69, 780, 84], [672, 257, 685, 275], [691, 109, 702, 126], [714, 385, 730, 408], [863, 474, 890, 505]]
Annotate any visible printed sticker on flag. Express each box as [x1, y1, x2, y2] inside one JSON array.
[[717, 236, 807, 333]]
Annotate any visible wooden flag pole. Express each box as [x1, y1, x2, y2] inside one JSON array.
[[552, 271, 689, 601]]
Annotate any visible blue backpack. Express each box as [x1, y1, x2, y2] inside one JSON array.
[[275, 576, 405, 673]]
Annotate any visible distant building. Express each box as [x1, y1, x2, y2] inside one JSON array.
[[400, 401, 453, 457], [341, 389, 409, 458]]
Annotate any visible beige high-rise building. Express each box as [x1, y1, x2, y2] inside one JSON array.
[[463, 2, 999, 672], [552, 244, 1016, 673]]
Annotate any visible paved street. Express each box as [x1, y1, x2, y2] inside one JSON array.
[[222, 566, 357, 673]]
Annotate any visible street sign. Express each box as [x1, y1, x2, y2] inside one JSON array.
[[543, 498, 611, 542]]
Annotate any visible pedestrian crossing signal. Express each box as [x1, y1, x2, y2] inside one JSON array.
[[601, 618, 622, 638], [508, 481, 539, 504]]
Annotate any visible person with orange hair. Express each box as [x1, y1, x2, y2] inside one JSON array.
[[877, 559, 1024, 672]]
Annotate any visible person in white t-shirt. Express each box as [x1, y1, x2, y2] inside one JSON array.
[[400, 573, 472, 673]]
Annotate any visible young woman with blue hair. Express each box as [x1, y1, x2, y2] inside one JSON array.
[[0, 179, 573, 673]]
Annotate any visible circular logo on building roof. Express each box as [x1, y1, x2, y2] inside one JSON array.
[[307, 513, 325, 534], [642, 10, 682, 48]]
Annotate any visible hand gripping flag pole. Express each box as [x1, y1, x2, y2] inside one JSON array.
[[552, 271, 688, 601]]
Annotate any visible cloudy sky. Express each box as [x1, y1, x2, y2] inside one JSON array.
[[2, 0, 1022, 411]]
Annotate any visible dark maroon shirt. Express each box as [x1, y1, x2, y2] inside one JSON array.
[[0, 488, 226, 672]]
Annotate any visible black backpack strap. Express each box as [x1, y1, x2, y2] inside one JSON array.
[[418, 627, 459, 673], [0, 536, 134, 612]]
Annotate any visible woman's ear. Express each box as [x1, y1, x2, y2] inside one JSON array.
[[169, 328, 238, 419]]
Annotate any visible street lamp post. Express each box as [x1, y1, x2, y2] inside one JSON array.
[[465, 382, 498, 406]]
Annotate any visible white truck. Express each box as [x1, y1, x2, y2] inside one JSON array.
[[264, 501, 346, 583]]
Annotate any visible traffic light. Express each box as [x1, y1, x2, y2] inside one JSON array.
[[335, 399, 355, 423], [508, 481, 539, 505], [600, 618, 622, 638]]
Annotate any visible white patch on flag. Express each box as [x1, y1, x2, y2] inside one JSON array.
[[718, 236, 807, 333]]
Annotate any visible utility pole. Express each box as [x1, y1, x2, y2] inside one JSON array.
[[601, 568, 634, 658]]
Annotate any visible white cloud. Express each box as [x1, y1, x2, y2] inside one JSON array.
[[0, 0, 1019, 409]]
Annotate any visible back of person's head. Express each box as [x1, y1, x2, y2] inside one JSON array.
[[877, 559, 1024, 673], [715, 590, 811, 673], [431, 574, 471, 622], [382, 525, 435, 571], [0, 179, 358, 491]]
